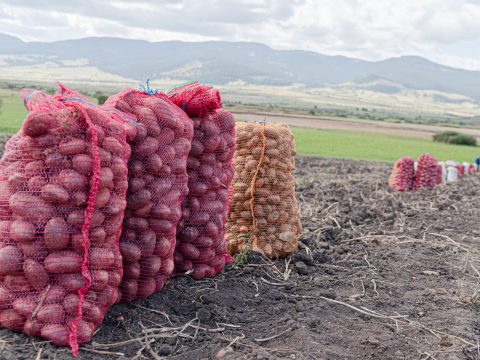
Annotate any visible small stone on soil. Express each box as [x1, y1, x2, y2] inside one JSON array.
[[295, 261, 309, 275], [158, 345, 172, 356], [197, 308, 212, 322]]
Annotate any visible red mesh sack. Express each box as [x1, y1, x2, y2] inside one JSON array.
[[414, 154, 438, 190], [168, 82, 236, 280], [388, 157, 415, 192], [105, 89, 193, 302], [0, 85, 130, 355]]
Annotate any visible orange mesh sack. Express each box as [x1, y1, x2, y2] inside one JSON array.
[[0, 85, 130, 355], [168, 82, 236, 280], [105, 89, 193, 302], [388, 157, 415, 192], [226, 122, 301, 259]]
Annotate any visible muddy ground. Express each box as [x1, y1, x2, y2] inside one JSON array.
[[0, 135, 479, 359]]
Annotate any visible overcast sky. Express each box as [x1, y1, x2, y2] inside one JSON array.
[[1, 0, 480, 70]]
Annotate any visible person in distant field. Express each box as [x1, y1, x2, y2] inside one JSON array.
[[475, 157, 480, 172]]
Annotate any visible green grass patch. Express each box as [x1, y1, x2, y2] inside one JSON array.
[[0, 90, 27, 133], [292, 127, 480, 163]]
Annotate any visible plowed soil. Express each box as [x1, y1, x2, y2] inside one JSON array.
[[0, 134, 479, 360]]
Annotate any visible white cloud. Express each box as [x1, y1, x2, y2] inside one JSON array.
[[0, 0, 479, 70]]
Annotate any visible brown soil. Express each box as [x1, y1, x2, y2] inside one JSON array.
[[0, 135, 479, 359]]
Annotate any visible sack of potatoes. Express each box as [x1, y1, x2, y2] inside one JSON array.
[[226, 122, 301, 259]]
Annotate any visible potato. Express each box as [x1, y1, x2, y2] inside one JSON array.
[[154, 237, 172, 258], [13, 297, 36, 317], [44, 251, 82, 274], [24, 319, 42, 337], [158, 127, 175, 145], [190, 212, 210, 226], [134, 123, 148, 142], [22, 112, 54, 137], [134, 202, 153, 217], [0, 287, 12, 309], [160, 257, 175, 275], [127, 189, 152, 210], [140, 256, 161, 276], [108, 269, 122, 287], [59, 138, 87, 156], [190, 139, 204, 156], [104, 195, 127, 216], [27, 175, 47, 192], [160, 146, 176, 164], [120, 279, 138, 302], [136, 277, 156, 298], [75, 319, 95, 344], [63, 293, 79, 315], [0, 309, 24, 330], [190, 264, 209, 280], [36, 303, 65, 324], [41, 184, 70, 204], [45, 153, 68, 169], [0, 246, 23, 275], [135, 136, 159, 156], [23, 259, 49, 290], [90, 227, 107, 245], [56, 273, 86, 292], [102, 136, 124, 155], [196, 235, 214, 248], [98, 147, 112, 165], [138, 230, 156, 257], [147, 154, 163, 174], [189, 182, 208, 195], [119, 242, 142, 263], [40, 324, 69, 346], [95, 188, 111, 208], [4, 274, 31, 292], [97, 285, 118, 307], [196, 248, 215, 263], [100, 167, 114, 188], [9, 193, 53, 221], [68, 210, 105, 228], [44, 217, 69, 250], [89, 248, 114, 269], [149, 179, 172, 197], [18, 242, 45, 259], [10, 219, 35, 244], [137, 107, 161, 136], [124, 262, 140, 279], [72, 154, 93, 175], [178, 243, 200, 260], [149, 219, 174, 233], [83, 303, 102, 325], [59, 169, 87, 190], [151, 203, 172, 219]]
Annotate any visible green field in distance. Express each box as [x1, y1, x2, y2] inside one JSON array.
[[1, 89, 478, 163]]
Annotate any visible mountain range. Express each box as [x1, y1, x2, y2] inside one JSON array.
[[1, 33, 480, 100]]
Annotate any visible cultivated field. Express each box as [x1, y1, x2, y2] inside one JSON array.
[[0, 137, 478, 359], [1, 88, 479, 163]]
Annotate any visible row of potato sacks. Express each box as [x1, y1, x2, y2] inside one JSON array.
[[226, 122, 302, 259], [0, 81, 302, 355]]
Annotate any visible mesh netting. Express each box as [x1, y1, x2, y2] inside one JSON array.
[[226, 122, 301, 259], [105, 89, 193, 301], [168, 82, 235, 279], [414, 154, 439, 190], [388, 157, 415, 192], [0, 85, 130, 355]]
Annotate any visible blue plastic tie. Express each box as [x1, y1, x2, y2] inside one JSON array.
[[139, 79, 158, 96], [23, 90, 39, 108]]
